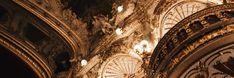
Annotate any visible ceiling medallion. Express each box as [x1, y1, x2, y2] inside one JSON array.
[[98, 54, 145, 78], [160, 1, 207, 37]]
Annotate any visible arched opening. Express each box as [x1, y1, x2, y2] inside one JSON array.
[[0, 45, 39, 78]]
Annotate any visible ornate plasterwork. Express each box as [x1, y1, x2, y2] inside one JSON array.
[[10, 0, 166, 77], [98, 54, 144, 78], [76, 55, 101, 77], [76, 27, 154, 77], [89, 0, 157, 56], [9, 0, 234, 78], [151, 24, 234, 78], [38, 0, 157, 77], [180, 44, 234, 78], [154, 0, 223, 15], [14, 0, 88, 57], [13, 0, 157, 58], [160, 1, 207, 36], [150, 0, 226, 47], [167, 24, 234, 76], [148, 3, 234, 77]]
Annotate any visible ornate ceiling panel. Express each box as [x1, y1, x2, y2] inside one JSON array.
[[160, 1, 207, 36], [148, 3, 234, 78], [4, 0, 234, 78], [151, 0, 226, 46], [98, 54, 144, 78], [180, 44, 234, 78]]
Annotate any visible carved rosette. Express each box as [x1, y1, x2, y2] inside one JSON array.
[[98, 54, 145, 78]]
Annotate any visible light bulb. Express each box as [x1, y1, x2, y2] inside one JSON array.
[[117, 5, 123, 12], [81, 59, 88, 66], [115, 28, 123, 35]]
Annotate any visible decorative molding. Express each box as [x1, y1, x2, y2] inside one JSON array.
[[76, 55, 101, 77], [148, 3, 234, 77], [0, 26, 52, 78], [180, 44, 234, 78], [98, 54, 144, 78], [168, 24, 234, 77], [13, 0, 157, 58], [13, 0, 87, 58]]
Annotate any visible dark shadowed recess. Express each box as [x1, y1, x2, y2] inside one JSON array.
[[62, 0, 114, 21], [0, 45, 38, 78]]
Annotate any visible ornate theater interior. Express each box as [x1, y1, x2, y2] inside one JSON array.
[[1, 0, 234, 78]]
